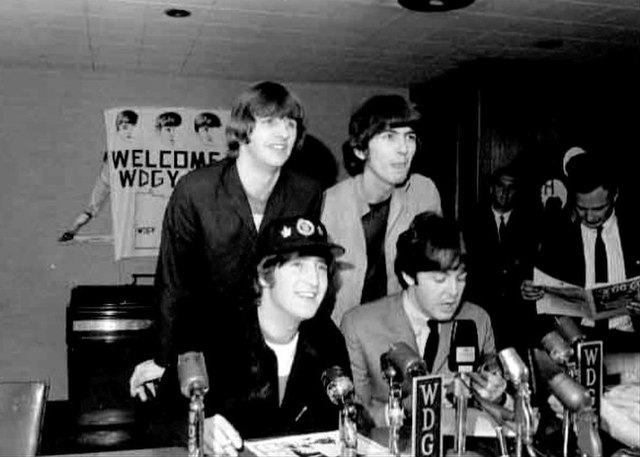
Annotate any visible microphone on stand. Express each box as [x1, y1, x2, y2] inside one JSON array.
[[177, 352, 209, 457], [533, 349, 602, 457], [380, 342, 427, 457], [178, 351, 209, 398], [538, 323, 580, 457], [321, 366, 357, 457], [499, 347, 536, 457], [446, 320, 483, 457]]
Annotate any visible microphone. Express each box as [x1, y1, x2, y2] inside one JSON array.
[[447, 320, 479, 456], [381, 342, 427, 393], [177, 352, 209, 457], [321, 365, 355, 407], [533, 349, 602, 457], [448, 320, 479, 373], [553, 316, 586, 346], [380, 343, 426, 457], [178, 351, 209, 399], [540, 330, 574, 367], [321, 366, 357, 457], [499, 347, 536, 457]]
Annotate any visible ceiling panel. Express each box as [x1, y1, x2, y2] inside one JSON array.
[[0, 0, 635, 86]]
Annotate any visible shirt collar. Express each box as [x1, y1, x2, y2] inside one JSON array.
[[492, 208, 512, 224], [581, 210, 617, 236], [402, 289, 432, 334]]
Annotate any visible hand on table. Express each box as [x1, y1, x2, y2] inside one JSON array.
[[469, 371, 507, 403], [204, 414, 243, 456]]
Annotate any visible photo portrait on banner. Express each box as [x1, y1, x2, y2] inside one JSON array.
[[104, 107, 230, 260]]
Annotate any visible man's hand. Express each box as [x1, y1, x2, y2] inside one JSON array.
[[626, 300, 640, 316], [521, 279, 544, 301], [204, 414, 243, 456], [129, 359, 166, 401], [469, 370, 507, 403]]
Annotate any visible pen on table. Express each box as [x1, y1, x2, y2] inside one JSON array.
[[294, 406, 308, 423]]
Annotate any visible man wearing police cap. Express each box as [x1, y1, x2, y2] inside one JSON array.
[[154, 216, 351, 455]]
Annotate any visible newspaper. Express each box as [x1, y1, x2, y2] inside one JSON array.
[[245, 430, 391, 457], [533, 268, 640, 320]]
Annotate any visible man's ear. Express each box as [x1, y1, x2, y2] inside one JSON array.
[[354, 148, 367, 161], [258, 275, 270, 288], [401, 272, 416, 286]]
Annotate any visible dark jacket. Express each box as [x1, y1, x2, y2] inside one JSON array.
[[154, 159, 323, 365], [464, 206, 539, 351], [157, 306, 351, 441], [534, 211, 640, 342], [536, 212, 640, 287]]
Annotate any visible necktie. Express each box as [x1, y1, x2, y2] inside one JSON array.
[[423, 320, 439, 373], [498, 215, 507, 244], [594, 227, 608, 284]]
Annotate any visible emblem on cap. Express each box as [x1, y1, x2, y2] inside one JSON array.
[[296, 218, 315, 237], [280, 226, 292, 238]]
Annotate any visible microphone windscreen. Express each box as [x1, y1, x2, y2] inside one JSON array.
[[532, 348, 563, 381], [448, 319, 479, 372], [321, 366, 354, 406], [499, 347, 529, 384], [548, 372, 593, 412], [386, 342, 427, 380], [540, 330, 574, 365], [177, 351, 209, 398]]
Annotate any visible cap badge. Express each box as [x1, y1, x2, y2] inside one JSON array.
[[280, 226, 292, 238], [296, 218, 315, 237]]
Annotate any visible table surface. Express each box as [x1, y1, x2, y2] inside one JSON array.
[[43, 405, 508, 456]]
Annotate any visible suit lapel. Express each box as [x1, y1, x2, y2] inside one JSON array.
[[387, 294, 420, 355]]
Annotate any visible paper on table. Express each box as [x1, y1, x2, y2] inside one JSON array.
[[245, 430, 391, 457]]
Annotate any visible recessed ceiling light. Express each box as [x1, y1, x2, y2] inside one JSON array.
[[398, 0, 475, 12], [164, 8, 191, 18]]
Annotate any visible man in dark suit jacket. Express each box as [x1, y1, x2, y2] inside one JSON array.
[[464, 166, 539, 352], [154, 216, 350, 453], [522, 152, 640, 342], [340, 212, 502, 426]]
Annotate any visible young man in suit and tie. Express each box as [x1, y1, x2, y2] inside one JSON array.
[[340, 212, 504, 426], [464, 165, 539, 352]]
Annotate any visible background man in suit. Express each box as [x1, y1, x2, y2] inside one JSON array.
[[322, 94, 441, 326], [340, 212, 503, 426], [522, 151, 640, 342], [464, 165, 538, 352]]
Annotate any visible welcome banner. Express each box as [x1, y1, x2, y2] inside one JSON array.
[[104, 107, 230, 260]]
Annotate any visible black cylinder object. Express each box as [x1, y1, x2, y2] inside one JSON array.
[[66, 284, 156, 449]]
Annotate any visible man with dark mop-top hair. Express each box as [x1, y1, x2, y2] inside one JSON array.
[[322, 94, 441, 326]]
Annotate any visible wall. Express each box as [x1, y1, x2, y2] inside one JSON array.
[[411, 58, 640, 223], [0, 67, 406, 399]]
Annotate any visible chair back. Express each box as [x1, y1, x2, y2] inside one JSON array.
[[0, 381, 49, 456]]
